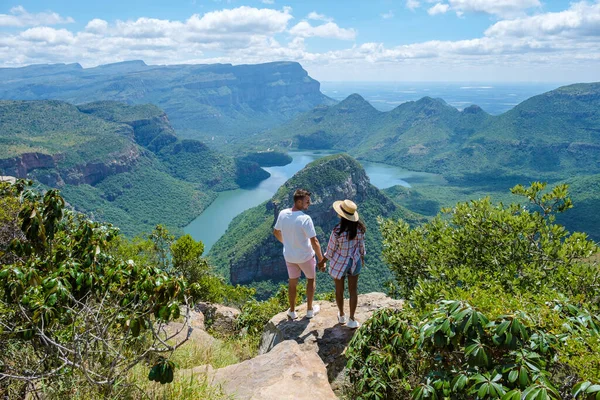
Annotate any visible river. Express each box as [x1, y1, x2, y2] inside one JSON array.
[[184, 151, 443, 251]]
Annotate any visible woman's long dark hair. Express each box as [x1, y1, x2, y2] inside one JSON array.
[[337, 217, 366, 240]]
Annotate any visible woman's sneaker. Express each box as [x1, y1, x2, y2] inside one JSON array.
[[306, 304, 320, 319], [346, 318, 360, 329], [338, 313, 347, 324], [286, 309, 298, 320]]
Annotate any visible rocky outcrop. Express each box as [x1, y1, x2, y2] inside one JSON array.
[[258, 293, 404, 390], [63, 146, 141, 185], [196, 340, 337, 400], [0, 146, 141, 187], [222, 154, 398, 284], [0, 153, 55, 177], [195, 302, 240, 335]]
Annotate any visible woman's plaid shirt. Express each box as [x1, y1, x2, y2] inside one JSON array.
[[325, 224, 366, 280]]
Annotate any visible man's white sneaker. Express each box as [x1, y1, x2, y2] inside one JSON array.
[[286, 309, 298, 320], [306, 304, 320, 319], [346, 318, 360, 329], [338, 313, 347, 324]]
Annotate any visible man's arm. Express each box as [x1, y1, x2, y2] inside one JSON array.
[[310, 236, 324, 262], [273, 229, 283, 244]]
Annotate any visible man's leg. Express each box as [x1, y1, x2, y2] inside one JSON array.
[[298, 257, 317, 311], [348, 275, 359, 320], [335, 277, 345, 316], [306, 278, 315, 311], [288, 278, 299, 312]]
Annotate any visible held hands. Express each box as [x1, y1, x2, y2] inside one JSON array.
[[317, 259, 327, 272]]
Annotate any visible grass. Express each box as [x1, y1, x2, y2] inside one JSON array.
[[4, 325, 256, 399]]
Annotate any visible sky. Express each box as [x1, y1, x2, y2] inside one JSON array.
[[0, 0, 599, 82]]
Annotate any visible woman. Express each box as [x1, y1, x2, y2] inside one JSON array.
[[318, 199, 366, 329]]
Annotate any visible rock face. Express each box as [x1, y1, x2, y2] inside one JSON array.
[[210, 154, 400, 285], [0, 148, 141, 187], [205, 340, 337, 400], [258, 292, 404, 390], [195, 302, 240, 335], [0, 61, 335, 141]]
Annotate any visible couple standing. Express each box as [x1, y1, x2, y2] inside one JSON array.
[[273, 189, 366, 329]]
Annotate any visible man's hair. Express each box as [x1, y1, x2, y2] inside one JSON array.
[[293, 189, 311, 203]]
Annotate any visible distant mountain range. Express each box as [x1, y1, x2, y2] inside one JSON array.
[[254, 82, 600, 182], [0, 100, 268, 236], [0, 61, 335, 146]]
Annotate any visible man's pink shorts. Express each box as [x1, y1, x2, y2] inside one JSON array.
[[286, 257, 316, 279]]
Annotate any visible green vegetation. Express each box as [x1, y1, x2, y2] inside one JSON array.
[[385, 173, 600, 242], [249, 83, 600, 183], [0, 100, 271, 238], [0, 181, 276, 398], [0, 181, 187, 397], [241, 151, 293, 167], [60, 157, 215, 237], [345, 182, 600, 399], [0, 100, 134, 165]]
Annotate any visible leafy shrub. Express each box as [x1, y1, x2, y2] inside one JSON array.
[[380, 182, 598, 304], [0, 181, 190, 395], [347, 183, 600, 399], [347, 300, 599, 400]]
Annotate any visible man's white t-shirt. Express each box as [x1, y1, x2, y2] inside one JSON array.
[[274, 208, 317, 263]]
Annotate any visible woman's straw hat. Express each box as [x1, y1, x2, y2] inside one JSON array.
[[333, 199, 359, 222]]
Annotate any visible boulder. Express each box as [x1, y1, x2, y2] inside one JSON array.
[[258, 292, 403, 390], [164, 308, 215, 347], [207, 340, 337, 400], [196, 302, 240, 335]]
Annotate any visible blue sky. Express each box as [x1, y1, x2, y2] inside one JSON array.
[[1, 0, 599, 82]]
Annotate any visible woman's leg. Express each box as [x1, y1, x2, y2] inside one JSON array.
[[335, 277, 345, 316], [348, 275, 359, 320]]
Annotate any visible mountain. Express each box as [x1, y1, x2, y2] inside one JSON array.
[[251, 83, 600, 182], [0, 61, 335, 146], [0, 100, 268, 236], [208, 154, 425, 294]]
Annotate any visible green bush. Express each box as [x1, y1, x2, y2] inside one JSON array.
[[346, 182, 600, 399], [347, 300, 600, 400], [0, 181, 188, 396]]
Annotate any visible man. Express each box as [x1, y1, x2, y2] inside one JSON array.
[[273, 189, 324, 319]]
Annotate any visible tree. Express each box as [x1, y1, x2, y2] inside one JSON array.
[[0, 181, 192, 397]]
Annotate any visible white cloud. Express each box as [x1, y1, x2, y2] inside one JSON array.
[[448, 0, 541, 18], [381, 10, 395, 19], [20, 27, 75, 45], [0, 3, 599, 83], [428, 3, 450, 15], [0, 6, 74, 27], [186, 6, 291, 34], [307, 12, 333, 22], [85, 19, 109, 35], [289, 21, 357, 40], [407, 0, 421, 11], [485, 1, 600, 38]]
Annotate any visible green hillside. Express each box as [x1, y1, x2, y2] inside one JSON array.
[[0, 101, 135, 166], [250, 83, 600, 181], [385, 174, 600, 243], [0, 100, 269, 236]]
